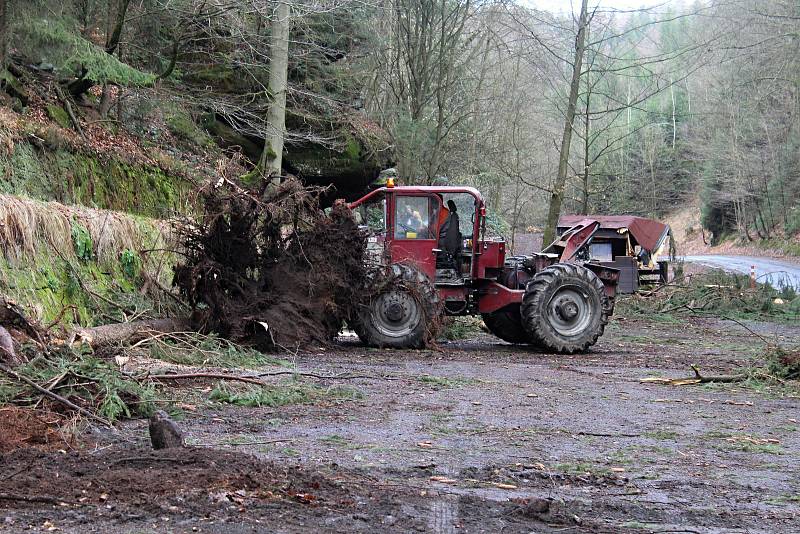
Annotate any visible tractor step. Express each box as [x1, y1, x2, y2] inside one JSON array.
[[435, 268, 465, 286]]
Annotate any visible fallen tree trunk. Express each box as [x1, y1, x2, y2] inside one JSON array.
[[75, 317, 192, 347]]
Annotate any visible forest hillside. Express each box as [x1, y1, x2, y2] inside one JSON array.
[[0, 0, 798, 326]]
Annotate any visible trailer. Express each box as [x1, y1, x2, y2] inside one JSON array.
[[557, 215, 671, 293]]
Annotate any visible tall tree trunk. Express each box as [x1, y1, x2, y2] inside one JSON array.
[[99, 83, 113, 118], [158, 33, 180, 80], [580, 64, 591, 215], [670, 78, 676, 149], [542, 0, 589, 245], [0, 0, 8, 71], [259, 1, 290, 179]]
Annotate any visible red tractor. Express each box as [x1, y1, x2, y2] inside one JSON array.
[[348, 183, 620, 353]]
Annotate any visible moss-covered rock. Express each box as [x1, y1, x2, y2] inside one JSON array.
[[166, 111, 213, 148], [286, 141, 379, 197], [283, 118, 389, 200], [0, 70, 29, 105], [204, 110, 390, 201], [15, 17, 155, 87], [46, 104, 71, 129], [0, 249, 169, 327], [0, 201, 174, 327], [184, 65, 247, 93], [203, 116, 263, 161]]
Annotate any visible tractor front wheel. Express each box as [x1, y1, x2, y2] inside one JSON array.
[[352, 264, 440, 349], [521, 263, 609, 353]]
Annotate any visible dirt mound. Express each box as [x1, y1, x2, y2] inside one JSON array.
[[0, 407, 71, 453], [0, 447, 431, 533], [0, 446, 588, 533], [663, 201, 707, 255], [174, 177, 371, 349], [0, 447, 344, 505]]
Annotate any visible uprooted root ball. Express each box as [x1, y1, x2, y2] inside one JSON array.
[[173, 177, 372, 349]]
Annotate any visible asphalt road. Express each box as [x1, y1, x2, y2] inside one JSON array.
[[682, 254, 800, 291]]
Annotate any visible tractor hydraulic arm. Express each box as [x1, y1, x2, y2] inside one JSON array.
[[542, 219, 600, 262]]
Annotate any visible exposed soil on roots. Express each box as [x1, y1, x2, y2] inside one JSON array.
[[173, 177, 372, 349]]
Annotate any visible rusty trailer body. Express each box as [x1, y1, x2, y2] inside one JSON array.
[[557, 215, 671, 294]]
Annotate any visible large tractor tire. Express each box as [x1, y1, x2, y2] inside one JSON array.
[[482, 308, 527, 344], [521, 263, 609, 353], [351, 264, 440, 349]]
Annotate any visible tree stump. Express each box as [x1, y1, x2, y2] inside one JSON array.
[[0, 325, 22, 367], [148, 410, 184, 450]]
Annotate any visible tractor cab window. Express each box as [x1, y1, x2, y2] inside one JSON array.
[[440, 193, 477, 239], [354, 193, 386, 236], [395, 195, 434, 239]]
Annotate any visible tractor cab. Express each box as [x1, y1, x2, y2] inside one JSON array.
[[349, 184, 506, 287]]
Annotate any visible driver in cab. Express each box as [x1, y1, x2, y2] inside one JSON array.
[[398, 205, 430, 238]]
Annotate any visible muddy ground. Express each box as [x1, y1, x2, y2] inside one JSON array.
[[1, 314, 799, 533]]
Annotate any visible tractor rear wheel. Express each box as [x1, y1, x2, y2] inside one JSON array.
[[352, 264, 440, 349], [482, 308, 527, 344], [521, 263, 609, 353]]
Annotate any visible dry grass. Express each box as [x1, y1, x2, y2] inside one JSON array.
[[0, 194, 173, 266]]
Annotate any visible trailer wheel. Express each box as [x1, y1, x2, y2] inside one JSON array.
[[521, 263, 609, 353], [482, 308, 527, 344], [351, 264, 440, 349]]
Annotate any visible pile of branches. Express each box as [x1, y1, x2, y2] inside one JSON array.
[[0, 345, 157, 427], [173, 177, 372, 349], [0, 296, 156, 428], [623, 271, 799, 318]]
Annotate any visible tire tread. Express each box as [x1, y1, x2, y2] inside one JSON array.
[[520, 263, 610, 353]]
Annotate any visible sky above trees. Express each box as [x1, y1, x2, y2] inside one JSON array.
[[527, 0, 683, 14]]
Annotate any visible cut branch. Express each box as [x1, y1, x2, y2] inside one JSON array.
[[640, 365, 747, 386], [74, 317, 192, 347]]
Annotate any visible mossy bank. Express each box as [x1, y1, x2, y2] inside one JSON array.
[[0, 142, 189, 218]]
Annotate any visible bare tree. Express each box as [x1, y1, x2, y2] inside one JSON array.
[[541, 0, 590, 245], [367, 0, 492, 184]]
